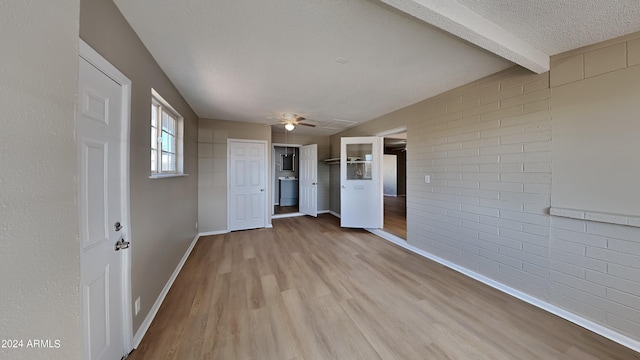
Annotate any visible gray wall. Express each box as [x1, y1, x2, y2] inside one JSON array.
[[80, 0, 199, 334], [198, 119, 271, 233], [0, 1, 82, 359], [329, 33, 640, 342]]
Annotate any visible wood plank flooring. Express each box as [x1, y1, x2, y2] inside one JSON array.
[[129, 215, 640, 359], [274, 205, 299, 215], [384, 195, 406, 239]]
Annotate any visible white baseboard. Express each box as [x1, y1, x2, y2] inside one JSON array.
[[318, 210, 330, 214], [366, 228, 640, 354], [133, 233, 200, 348], [198, 229, 229, 236], [329, 211, 341, 218]]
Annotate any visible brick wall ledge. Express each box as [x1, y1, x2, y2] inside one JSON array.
[[550, 207, 640, 228]]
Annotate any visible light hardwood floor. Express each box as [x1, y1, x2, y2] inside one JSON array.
[[384, 195, 406, 239], [129, 215, 640, 359]]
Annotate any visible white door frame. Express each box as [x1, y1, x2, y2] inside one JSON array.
[[272, 143, 301, 215], [376, 126, 408, 240], [79, 39, 133, 353], [227, 139, 270, 230]]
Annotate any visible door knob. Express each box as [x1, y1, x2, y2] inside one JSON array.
[[260, 188, 265, 192], [341, 185, 347, 189], [312, 182, 317, 185]]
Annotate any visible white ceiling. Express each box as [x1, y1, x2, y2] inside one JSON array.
[[113, 0, 640, 136]]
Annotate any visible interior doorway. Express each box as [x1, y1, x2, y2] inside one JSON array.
[[273, 144, 301, 217], [379, 128, 407, 240]]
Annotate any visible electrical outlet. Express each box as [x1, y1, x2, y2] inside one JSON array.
[[424, 175, 431, 184], [135, 297, 140, 315]]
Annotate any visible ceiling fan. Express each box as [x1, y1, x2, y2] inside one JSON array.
[[280, 113, 316, 131]]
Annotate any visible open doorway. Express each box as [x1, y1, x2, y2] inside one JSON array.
[[380, 129, 407, 240], [273, 144, 300, 216]]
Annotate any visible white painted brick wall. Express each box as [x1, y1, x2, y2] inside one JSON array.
[[403, 66, 640, 343], [549, 215, 640, 341], [408, 69, 553, 301], [333, 40, 640, 343]]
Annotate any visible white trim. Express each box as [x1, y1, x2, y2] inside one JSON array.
[[550, 206, 640, 228], [375, 126, 407, 137], [363, 228, 640, 354], [273, 143, 303, 148], [133, 233, 200, 348], [329, 211, 341, 218], [272, 212, 306, 219], [198, 230, 229, 237], [150, 89, 184, 176], [272, 210, 331, 220], [79, 39, 134, 354], [148, 174, 189, 179], [272, 143, 302, 216]]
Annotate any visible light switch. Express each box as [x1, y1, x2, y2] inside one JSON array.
[[424, 175, 430, 183]]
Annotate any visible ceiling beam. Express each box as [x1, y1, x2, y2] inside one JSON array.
[[379, 0, 549, 73]]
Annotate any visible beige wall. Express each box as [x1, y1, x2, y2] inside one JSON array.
[[80, 0, 199, 334], [548, 33, 640, 340], [551, 36, 640, 218], [330, 33, 640, 342], [272, 131, 331, 212], [0, 1, 82, 359], [198, 119, 271, 232]]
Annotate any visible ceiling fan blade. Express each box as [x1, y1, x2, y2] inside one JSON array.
[[298, 122, 316, 127], [296, 116, 306, 121]]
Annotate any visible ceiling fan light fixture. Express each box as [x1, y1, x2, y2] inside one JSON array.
[[284, 123, 295, 131]]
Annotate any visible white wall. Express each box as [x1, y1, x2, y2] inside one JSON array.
[[0, 1, 82, 359]]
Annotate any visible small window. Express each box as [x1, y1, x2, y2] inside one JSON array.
[[151, 89, 183, 176]]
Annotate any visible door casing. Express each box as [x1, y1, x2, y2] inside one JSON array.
[[78, 39, 133, 357], [227, 139, 269, 230]]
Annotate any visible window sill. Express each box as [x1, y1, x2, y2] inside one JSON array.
[[149, 173, 189, 179]]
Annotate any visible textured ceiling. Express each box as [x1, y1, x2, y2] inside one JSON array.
[[456, 0, 640, 55], [113, 0, 640, 135]]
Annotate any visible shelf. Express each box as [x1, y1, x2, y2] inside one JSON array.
[[323, 157, 362, 165]]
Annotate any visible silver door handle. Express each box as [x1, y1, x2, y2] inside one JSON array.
[[115, 236, 130, 251], [260, 188, 265, 192], [312, 182, 317, 185], [341, 185, 346, 188]]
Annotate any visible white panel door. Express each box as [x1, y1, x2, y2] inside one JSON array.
[[228, 140, 267, 231], [299, 144, 318, 217], [340, 137, 383, 228], [78, 57, 127, 360]]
